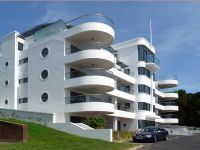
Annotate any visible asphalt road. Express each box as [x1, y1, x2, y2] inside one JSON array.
[[138, 135, 200, 150]]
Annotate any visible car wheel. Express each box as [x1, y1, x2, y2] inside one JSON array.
[[165, 136, 169, 141], [153, 137, 157, 143]]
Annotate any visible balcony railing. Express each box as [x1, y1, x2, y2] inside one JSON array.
[[117, 107, 134, 112], [65, 69, 114, 80], [161, 114, 177, 118], [160, 101, 177, 106], [65, 94, 113, 104], [156, 75, 178, 81], [160, 88, 178, 93], [66, 45, 115, 54], [117, 85, 131, 93], [147, 55, 160, 67], [65, 13, 114, 29]]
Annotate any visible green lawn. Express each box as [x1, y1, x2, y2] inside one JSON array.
[[0, 119, 136, 150]]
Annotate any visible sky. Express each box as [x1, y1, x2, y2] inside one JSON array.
[[0, 1, 199, 93]]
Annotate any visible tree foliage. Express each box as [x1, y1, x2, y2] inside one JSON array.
[[84, 116, 106, 129], [178, 89, 200, 127]]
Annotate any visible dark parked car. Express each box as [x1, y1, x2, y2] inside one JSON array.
[[133, 126, 168, 142]]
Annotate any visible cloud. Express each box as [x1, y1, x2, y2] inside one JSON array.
[[37, 3, 77, 24], [156, 9, 200, 58]]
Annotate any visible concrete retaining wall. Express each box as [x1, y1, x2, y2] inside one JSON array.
[[47, 122, 113, 142], [0, 120, 28, 142], [0, 108, 55, 124]]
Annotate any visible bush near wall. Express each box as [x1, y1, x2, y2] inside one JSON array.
[[84, 116, 106, 129], [113, 131, 136, 141]]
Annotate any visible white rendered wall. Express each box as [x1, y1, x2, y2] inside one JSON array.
[[27, 39, 66, 119], [0, 32, 19, 109]]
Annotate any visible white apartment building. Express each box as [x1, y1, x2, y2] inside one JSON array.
[[0, 14, 179, 131]]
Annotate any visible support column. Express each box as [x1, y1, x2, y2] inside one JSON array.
[[113, 117, 118, 131]]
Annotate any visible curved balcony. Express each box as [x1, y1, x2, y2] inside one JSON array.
[[155, 89, 178, 100], [160, 101, 179, 112], [65, 94, 114, 114], [65, 70, 115, 93], [145, 55, 160, 71], [110, 68, 135, 84], [163, 118, 179, 124], [107, 89, 135, 102], [163, 93, 179, 100], [161, 114, 178, 124], [146, 114, 161, 120], [108, 110, 135, 119], [65, 14, 115, 48], [163, 106, 179, 112], [157, 75, 178, 89], [65, 48, 115, 69]]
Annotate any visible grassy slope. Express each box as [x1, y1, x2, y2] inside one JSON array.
[[0, 119, 135, 150]]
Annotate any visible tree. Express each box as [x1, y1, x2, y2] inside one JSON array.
[[177, 89, 200, 127], [84, 116, 106, 129]]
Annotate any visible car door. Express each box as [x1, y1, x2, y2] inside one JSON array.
[[157, 128, 163, 140], [160, 128, 167, 139]]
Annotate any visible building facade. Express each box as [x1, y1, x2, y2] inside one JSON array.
[[0, 14, 178, 131]]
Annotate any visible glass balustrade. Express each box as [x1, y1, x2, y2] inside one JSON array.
[[161, 114, 177, 118], [65, 69, 114, 80], [65, 94, 113, 104], [65, 14, 114, 29], [160, 101, 177, 106], [147, 55, 160, 67]]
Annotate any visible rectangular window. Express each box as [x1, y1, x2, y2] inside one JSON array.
[[138, 84, 151, 95], [138, 102, 150, 111], [153, 105, 156, 112], [19, 58, 28, 65], [138, 45, 154, 62], [19, 77, 28, 84], [18, 42, 23, 51], [138, 67, 150, 78], [138, 45, 144, 61], [153, 73, 156, 81], [19, 97, 28, 103]]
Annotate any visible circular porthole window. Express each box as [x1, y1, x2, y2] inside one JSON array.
[[41, 47, 49, 58], [41, 93, 48, 103], [4, 80, 9, 86], [41, 69, 48, 80], [5, 99, 8, 105], [5, 61, 9, 68]]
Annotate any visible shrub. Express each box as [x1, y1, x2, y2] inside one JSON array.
[[84, 116, 106, 129], [113, 131, 136, 141]]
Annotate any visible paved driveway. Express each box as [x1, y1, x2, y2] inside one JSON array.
[[138, 135, 200, 150]]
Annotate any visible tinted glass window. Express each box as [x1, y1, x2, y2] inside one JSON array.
[[19, 58, 28, 65], [19, 77, 28, 84], [5, 99, 8, 105], [41, 70, 48, 80], [19, 97, 28, 103], [41, 93, 48, 102], [138, 84, 151, 94], [41, 48, 49, 58], [138, 45, 154, 62], [138, 102, 150, 111], [5, 61, 9, 68], [4, 80, 8, 86], [18, 42, 23, 51], [138, 67, 150, 78]]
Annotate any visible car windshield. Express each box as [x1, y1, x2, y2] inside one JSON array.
[[142, 128, 156, 133]]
